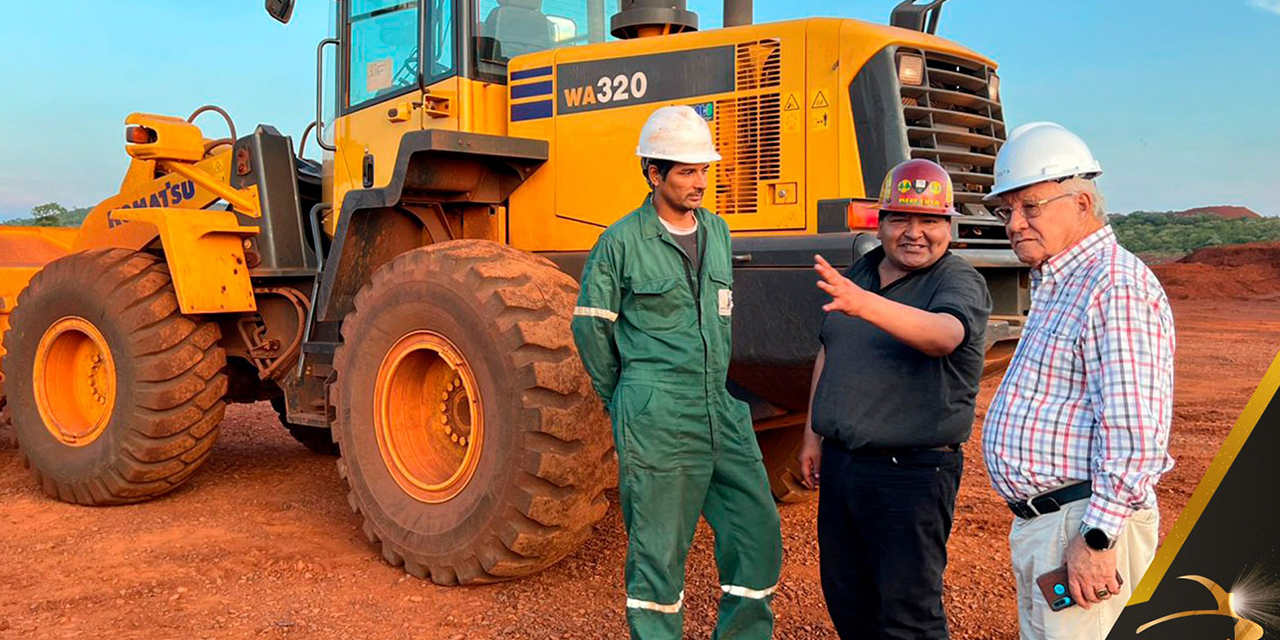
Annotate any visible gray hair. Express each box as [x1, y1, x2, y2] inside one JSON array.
[[1061, 177, 1108, 223]]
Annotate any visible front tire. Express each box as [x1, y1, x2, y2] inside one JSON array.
[[4, 249, 227, 504], [333, 240, 611, 584]]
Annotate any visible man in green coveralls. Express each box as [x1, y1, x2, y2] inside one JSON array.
[[571, 105, 783, 640]]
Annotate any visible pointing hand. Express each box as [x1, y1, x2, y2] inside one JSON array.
[[814, 254, 874, 317]]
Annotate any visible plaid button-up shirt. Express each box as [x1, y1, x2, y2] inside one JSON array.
[[983, 226, 1175, 538]]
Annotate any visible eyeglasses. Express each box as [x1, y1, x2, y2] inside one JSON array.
[[991, 192, 1077, 224]]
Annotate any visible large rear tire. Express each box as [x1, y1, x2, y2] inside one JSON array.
[[333, 240, 611, 584], [4, 249, 227, 504]]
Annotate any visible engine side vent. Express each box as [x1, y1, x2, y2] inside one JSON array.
[[735, 39, 782, 91], [714, 93, 782, 216]]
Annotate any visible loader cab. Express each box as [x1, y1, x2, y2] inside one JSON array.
[[331, 0, 618, 115], [310, 0, 616, 231]]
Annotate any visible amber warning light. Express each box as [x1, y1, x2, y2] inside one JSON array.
[[847, 201, 881, 230]]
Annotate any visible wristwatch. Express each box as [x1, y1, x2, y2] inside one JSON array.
[[1080, 524, 1116, 551]]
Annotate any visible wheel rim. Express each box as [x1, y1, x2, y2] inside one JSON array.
[[33, 316, 117, 447], [374, 331, 483, 504]]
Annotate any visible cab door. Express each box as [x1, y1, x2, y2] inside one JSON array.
[[330, 0, 460, 228]]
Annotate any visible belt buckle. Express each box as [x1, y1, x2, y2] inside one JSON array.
[[1024, 499, 1041, 518], [1025, 494, 1062, 518], [1039, 496, 1061, 514]]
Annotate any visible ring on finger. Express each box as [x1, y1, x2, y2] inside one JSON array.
[[1095, 588, 1110, 599]]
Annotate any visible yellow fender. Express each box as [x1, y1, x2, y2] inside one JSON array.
[[110, 208, 260, 314]]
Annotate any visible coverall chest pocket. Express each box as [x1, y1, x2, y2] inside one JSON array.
[[628, 276, 687, 333], [709, 270, 733, 324]]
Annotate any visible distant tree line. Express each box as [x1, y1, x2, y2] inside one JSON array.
[[3, 202, 91, 227], [3, 202, 1275, 260], [1111, 213, 1280, 257]]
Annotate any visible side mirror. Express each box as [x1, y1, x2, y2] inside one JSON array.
[[266, 0, 296, 24]]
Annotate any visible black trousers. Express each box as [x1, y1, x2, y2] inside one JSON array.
[[817, 440, 963, 640]]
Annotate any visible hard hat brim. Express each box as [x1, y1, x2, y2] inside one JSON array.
[[878, 205, 958, 218], [637, 150, 723, 164], [984, 170, 1103, 202]]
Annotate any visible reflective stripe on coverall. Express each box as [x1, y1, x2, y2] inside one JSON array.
[[572, 195, 783, 640]]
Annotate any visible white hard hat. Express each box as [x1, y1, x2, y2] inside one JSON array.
[[985, 122, 1103, 200], [636, 105, 721, 164]]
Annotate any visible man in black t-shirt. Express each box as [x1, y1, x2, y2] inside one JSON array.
[[799, 159, 992, 640]]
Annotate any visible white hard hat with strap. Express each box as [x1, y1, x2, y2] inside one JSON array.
[[986, 122, 1102, 200]]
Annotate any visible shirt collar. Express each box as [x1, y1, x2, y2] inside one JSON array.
[[1033, 225, 1116, 285]]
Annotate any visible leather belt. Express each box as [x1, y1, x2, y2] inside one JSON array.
[[1007, 482, 1091, 520], [846, 443, 960, 457]]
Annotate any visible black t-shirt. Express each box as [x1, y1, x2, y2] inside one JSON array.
[[812, 247, 992, 450], [663, 222, 700, 284]]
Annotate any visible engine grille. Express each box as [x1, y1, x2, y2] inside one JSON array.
[[712, 39, 783, 217], [714, 93, 782, 216], [735, 38, 782, 90], [898, 49, 1005, 210]]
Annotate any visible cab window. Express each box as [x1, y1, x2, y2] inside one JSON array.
[[347, 0, 421, 108]]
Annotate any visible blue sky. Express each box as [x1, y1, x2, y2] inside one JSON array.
[[1, 0, 1276, 218]]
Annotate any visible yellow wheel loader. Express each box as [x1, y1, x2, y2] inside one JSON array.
[[0, 0, 1026, 583]]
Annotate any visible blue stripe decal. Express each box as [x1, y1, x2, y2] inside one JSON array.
[[511, 100, 553, 122], [510, 66, 552, 81], [511, 80, 553, 100]]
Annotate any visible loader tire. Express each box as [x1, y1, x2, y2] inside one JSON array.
[[758, 423, 817, 504], [333, 240, 611, 585], [271, 396, 339, 456], [4, 249, 227, 504]]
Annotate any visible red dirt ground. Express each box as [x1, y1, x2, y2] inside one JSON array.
[[1, 250, 1278, 640]]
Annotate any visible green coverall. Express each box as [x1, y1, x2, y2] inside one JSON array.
[[572, 195, 783, 640]]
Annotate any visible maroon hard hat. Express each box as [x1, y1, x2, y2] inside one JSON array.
[[876, 158, 956, 216]]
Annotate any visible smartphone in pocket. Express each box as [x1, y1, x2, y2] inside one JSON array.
[[1036, 566, 1124, 612]]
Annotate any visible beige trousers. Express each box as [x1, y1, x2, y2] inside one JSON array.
[[1009, 499, 1159, 640]]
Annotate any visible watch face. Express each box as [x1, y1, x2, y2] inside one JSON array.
[[1084, 528, 1112, 550]]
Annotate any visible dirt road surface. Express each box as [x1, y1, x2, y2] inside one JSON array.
[[2, 260, 1278, 639]]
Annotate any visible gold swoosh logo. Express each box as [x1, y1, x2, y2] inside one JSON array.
[[1136, 575, 1263, 640]]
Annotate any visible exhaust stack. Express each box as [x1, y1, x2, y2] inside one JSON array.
[[724, 0, 752, 27], [611, 0, 698, 39]]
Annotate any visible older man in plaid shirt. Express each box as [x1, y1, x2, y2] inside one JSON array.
[[982, 123, 1175, 640]]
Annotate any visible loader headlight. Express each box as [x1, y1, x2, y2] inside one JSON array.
[[125, 126, 157, 145], [897, 53, 925, 87]]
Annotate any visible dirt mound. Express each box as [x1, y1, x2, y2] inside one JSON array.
[[1151, 242, 1280, 300], [1179, 241, 1280, 268], [1169, 206, 1261, 220]]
